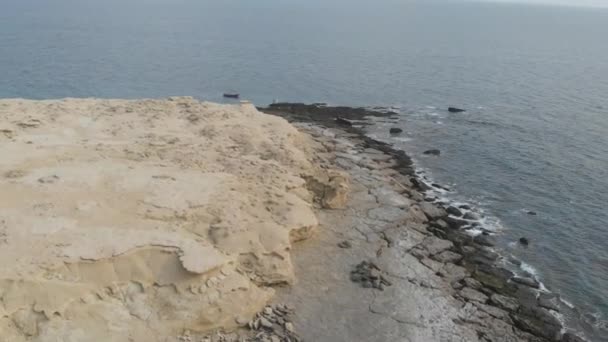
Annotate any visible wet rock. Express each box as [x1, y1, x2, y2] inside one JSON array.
[[423, 149, 441, 156], [512, 276, 540, 289], [473, 234, 496, 247], [463, 212, 481, 220], [448, 107, 466, 113], [335, 117, 353, 126], [459, 287, 489, 303], [459, 204, 472, 210], [432, 183, 450, 191], [430, 219, 449, 230], [337, 240, 352, 249], [475, 265, 515, 292], [491, 294, 520, 312], [389, 127, 403, 134], [443, 216, 469, 229], [419, 202, 448, 220], [446, 206, 463, 217], [561, 331, 586, 342], [527, 211, 537, 215], [519, 237, 530, 246], [513, 306, 562, 340], [538, 293, 560, 312]]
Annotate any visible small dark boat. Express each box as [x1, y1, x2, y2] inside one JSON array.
[[223, 93, 239, 99]]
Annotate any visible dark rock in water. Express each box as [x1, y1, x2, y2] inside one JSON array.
[[389, 127, 403, 134], [463, 212, 481, 220], [527, 211, 537, 216], [448, 107, 466, 113], [335, 117, 353, 126], [475, 265, 516, 293], [512, 276, 540, 289], [473, 234, 496, 247], [561, 331, 586, 342], [423, 149, 441, 156], [519, 237, 530, 246], [443, 216, 469, 229], [507, 256, 523, 267], [459, 204, 472, 210], [538, 293, 560, 312], [432, 183, 450, 191], [514, 306, 562, 340], [446, 206, 463, 217]]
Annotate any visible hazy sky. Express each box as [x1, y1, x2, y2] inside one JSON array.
[[482, 0, 608, 7]]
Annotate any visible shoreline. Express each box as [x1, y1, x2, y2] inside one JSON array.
[[261, 103, 588, 342]]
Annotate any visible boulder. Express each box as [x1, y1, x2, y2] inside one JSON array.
[[446, 206, 463, 217], [444, 216, 469, 229], [423, 149, 441, 156], [514, 306, 562, 340], [448, 107, 466, 113], [538, 293, 560, 312], [419, 202, 448, 220], [389, 127, 403, 134], [458, 204, 472, 210], [527, 211, 537, 216], [561, 332, 586, 342], [430, 219, 449, 230], [519, 237, 530, 246]]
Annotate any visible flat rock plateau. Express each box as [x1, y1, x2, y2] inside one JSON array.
[[0, 98, 346, 341]]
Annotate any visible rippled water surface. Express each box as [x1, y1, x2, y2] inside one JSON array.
[[2, 0, 608, 339]]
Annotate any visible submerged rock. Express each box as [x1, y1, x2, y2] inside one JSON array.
[[389, 127, 403, 134], [519, 237, 530, 246], [512, 277, 540, 289], [335, 117, 353, 126], [446, 206, 463, 217], [527, 211, 537, 216], [423, 149, 441, 156], [463, 212, 481, 220]]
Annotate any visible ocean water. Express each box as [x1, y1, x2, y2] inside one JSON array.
[[1, 0, 608, 339]]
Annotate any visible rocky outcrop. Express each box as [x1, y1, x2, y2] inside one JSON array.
[[0, 98, 345, 341], [423, 149, 441, 156]]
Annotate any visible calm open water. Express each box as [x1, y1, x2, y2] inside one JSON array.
[[1, 0, 608, 339]]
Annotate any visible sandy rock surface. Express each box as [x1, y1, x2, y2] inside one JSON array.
[[0, 98, 339, 341]]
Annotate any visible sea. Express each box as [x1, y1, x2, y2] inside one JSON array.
[[1, 0, 607, 340]]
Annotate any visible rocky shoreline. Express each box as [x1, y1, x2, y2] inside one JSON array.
[[261, 103, 587, 342]]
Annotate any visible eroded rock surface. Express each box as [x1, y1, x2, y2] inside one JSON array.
[[0, 98, 340, 341]]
